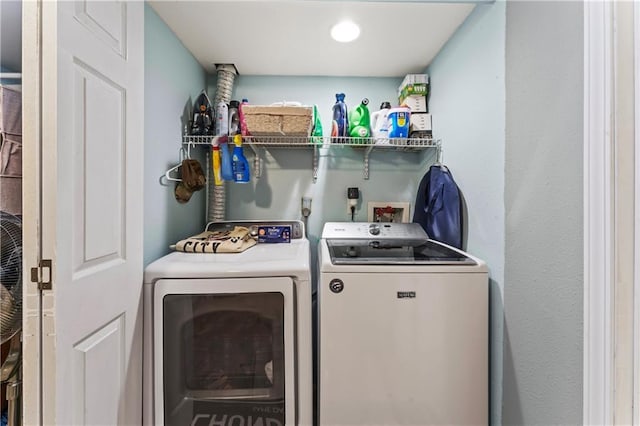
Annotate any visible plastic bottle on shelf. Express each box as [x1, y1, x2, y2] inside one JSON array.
[[371, 101, 392, 142], [211, 142, 223, 186], [239, 98, 249, 137], [220, 138, 234, 181], [387, 106, 411, 138], [232, 134, 250, 183], [312, 104, 323, 144], [348, 98, 371, 139], [331, 93, 348, 140], [215, 101, 229, 136], [228, 100, 240, 135]]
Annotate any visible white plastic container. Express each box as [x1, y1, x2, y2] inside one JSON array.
[[387, 107, 411, 138], [371, 109, 390, 141], [215, 101, 229, 136]]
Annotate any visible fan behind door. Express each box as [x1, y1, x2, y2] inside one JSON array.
[[0, 211, 22, 426], [0, 211, 22, 344]]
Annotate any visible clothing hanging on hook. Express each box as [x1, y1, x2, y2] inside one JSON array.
[[160, 144, 206, 203], [174, 157, 206, 203], [413, 162, 463, 249]]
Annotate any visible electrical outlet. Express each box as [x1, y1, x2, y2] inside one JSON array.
[[347, 187, 360, 216], [368, 202, 411, 223], [347, 200, 357, 215], [301, 197, 312, 218]]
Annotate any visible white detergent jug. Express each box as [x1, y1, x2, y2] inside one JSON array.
[[371, 101, 392, 142]]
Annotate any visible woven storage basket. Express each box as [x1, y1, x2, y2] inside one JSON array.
[[243, 105, 313, 137]]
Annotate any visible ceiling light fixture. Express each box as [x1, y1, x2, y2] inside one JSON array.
[[331, 20, 360, 43]]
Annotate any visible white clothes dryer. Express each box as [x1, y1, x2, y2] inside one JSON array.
[[144, 221, 312, 426], [317, 222, 488, 426]]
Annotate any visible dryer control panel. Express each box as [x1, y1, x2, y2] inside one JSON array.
[[206, 220, 305, 240], [321, 222, 428, 240]]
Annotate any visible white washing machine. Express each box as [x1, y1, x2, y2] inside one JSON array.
[[144, 220, 312, 426], [317, 222, 488, 426]]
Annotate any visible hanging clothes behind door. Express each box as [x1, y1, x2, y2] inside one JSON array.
[[0, 84, 22, 216]]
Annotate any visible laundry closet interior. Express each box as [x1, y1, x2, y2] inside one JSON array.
[[5, 0, 588, 425], [144, 2, 503, 425]]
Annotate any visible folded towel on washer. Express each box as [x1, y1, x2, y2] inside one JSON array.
[[174, 226, 256, 253]]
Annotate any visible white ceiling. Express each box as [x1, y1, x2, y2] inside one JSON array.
[[149, 1, 477, 77]]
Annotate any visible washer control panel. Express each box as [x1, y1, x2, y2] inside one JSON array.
[[321, 222, 428, 240]]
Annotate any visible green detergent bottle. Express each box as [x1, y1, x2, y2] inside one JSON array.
[[348, 98, 371, 140], [312, 104, 323, 144]]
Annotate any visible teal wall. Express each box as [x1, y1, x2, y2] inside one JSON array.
[[143, 4, 208, 266], [145, 3, 585, 423], [426, 2, 506, 424], [503, 2, 583, 423], [206, 75, 432, 250]]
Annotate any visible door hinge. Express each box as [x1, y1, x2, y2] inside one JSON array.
[[30, 259, 52, 290]]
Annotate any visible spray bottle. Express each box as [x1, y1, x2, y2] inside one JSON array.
[[232, 134, 250, 183], [331, 93, 348, 139]]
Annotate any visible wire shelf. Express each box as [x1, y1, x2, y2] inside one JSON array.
[[180, 134, 440, 181], [182, 135, 439, 149]]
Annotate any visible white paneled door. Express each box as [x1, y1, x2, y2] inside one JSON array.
[[23, 1, 145, 424]]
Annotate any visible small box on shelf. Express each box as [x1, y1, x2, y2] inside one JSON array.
[[399, 94, 428, 113], [410, 113, 432, 138], [398, 73, 429, 101], [398, 83, 428, 100], [400, 73, 429, 87]]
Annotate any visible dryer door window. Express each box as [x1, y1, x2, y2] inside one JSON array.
[[178, 294, 284, 399], [154, 278, 296, 426]]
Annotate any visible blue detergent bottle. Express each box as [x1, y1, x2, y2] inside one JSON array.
[[331, 93, 348, 139], [220, 138, 234, 181], [232, 134, 250, 183]]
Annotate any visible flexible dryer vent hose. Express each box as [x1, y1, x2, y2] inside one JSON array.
[[208, 64, 237, 223]]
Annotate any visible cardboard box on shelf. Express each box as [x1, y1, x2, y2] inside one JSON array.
[[398, 83, 428, 100], [410, 113, 432, 133], [400, 73, 429, 88], [399, 94, 428, 113]]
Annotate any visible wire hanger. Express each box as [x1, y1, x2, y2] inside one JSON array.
[[162, 147, 188, 183], [433, 142, 448, 171], [185, 140, 195, 159]]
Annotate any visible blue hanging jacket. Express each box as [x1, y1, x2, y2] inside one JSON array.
[[413, 164, 463, 249]]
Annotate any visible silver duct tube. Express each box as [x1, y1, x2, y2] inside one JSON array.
[[208, 64, 237, 223]]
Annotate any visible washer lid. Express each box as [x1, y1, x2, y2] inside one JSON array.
[[326, 238, 477, 265]]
